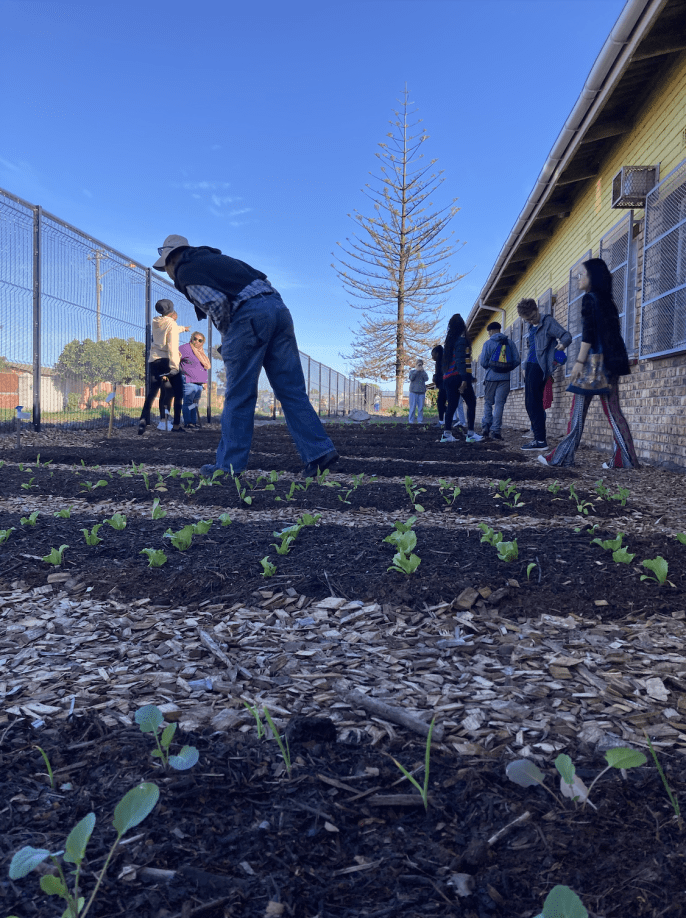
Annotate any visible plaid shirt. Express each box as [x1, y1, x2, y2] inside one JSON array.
[[185, 279, 275, 337]]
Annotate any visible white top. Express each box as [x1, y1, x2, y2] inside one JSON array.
[[149, 316, 181, 372]]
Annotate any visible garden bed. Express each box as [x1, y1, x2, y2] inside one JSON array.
[[2, 420, 686, 918]]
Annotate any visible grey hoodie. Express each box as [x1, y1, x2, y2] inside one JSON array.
[[527, 314, 572, 378]]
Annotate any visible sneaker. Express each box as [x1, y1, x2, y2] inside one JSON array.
[[492, 433, 503, 441], [537, 454, 549, 466], [137, 419, 146, 436], [521, 439, 548, 451], [466, 432, 483, 442], [302, 449, 339, 478], [522, 429, 534, 438], [171, 427, 187, 433], [432, 419, 443, 428], [440, 431, 456, 443]]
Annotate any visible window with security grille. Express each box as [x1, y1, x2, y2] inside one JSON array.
[[566, 250, 592, 374], [599, 213, 636, 356], [640, 157, 686, 358], [509, 317, 523, 389]]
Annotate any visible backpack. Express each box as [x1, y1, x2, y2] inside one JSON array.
[[487, 337, 519, 373]]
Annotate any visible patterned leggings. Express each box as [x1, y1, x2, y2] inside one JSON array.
[[545, 377, 639, 468]]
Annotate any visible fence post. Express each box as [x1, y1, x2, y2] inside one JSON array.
[[32, 206, 42, 431], [144, 268, 152, 408], [206, 318, 213, 423], [307, 356, 311, 406]]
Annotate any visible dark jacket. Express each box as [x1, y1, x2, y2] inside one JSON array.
[[581, 293, 630, 377], [443, 335, 472, 381], [173, 246, 270, 323]]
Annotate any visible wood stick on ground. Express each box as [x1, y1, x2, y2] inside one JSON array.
[[338, 687, 444, 742]]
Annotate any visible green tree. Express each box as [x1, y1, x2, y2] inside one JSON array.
[[55, 338, 145, 408], [333, 86, 465, 406], [0, 355, 10, 371]]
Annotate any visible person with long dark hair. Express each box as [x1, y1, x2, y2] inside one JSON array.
[[440, 314, 483, 443], [539, 258, 639, 469]]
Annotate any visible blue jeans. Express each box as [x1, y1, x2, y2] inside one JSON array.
[[408, 392, 425, 423], [182, 381, 204, 425], [214, 293, 335, 473], [481, 379, 510, 435]]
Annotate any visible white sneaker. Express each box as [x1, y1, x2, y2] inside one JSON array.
[[466, 432, 483, 442], [440, 431, 456, 443], [537, 454, 549, 466]]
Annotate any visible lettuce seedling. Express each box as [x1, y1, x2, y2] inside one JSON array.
[[613, 547, 635, 564], [496, 539, 518, 562], [569, 483, 593, 515], [164, 525, 194, 551], [388, 717, 435, 810], [219, 512, 233, 526], [506, 759, 561, 804], [547, 479, 561, 495], [43, 545, 68, 566], [140, 548, 167, 568], [534, 885, 588, 918], [105, 513, 127, 530], [384, 516, 418, 544], [79, 479, 108, 491], [151, 498, 167, 520], [387, 529, 421, 574], [8, 782, 159, 918], [192, 519, 213, 535], [275, 480, 302, 502], [0, 527, 16, 544], [21, 511, 40, 526], [54, 505, 74, 519], [611, 486, 630, 507], [230, 468, 253, 504], [592, 532, 624, 551], [130, 461, 144, 473], [404, 476, 426, 513], [526, 562, 537, 580], [478, 522, 503, 547], [81, 524, 103, 546], [438, 478, 461, 506], [21, 476, 36, 490], [594, 479, 611, 500], [260, 556, 276, 577], [316, 468, 340, 488], [135, 704, 199, 770], [676, 533, 686, 545], [641, 556, 674, 586]]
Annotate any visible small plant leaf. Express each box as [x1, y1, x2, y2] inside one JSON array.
[[506, 759, 545, 788], [612, 548, 635, 564], [554, 753, 575, 785], [134, 704, 164, 733], [160, 722, 177, 750], [605, 748, 647, 769], [9, 846, 52, 878], [39, 873, 68, 897], [168, 745, 200, 771], [64, 812, 96, 865], [676, 533, 686, 545], [542, 884, 588, 918], [112, 783, 160, 836], [559, 772, 589, 803]]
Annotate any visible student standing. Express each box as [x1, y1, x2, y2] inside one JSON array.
[[517, 299, 571, 451], [440, 314, 483, 444], [479, 321, 520, 440], [539, 258, 639, 469], [139, 299, 186, 434], [179, 331, 211, 428], [408, 359, 429, 423], [153, 234, 337, 476]]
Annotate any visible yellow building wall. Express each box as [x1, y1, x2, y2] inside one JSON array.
[[474, 50, 686, 353]]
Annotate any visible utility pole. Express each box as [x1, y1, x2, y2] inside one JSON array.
[[87, 249, 115, 341]]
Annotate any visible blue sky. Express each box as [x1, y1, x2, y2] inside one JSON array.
[[0, 0, 627, 381]]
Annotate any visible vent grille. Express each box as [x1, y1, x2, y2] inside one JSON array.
[[612, 166, 658, 209]]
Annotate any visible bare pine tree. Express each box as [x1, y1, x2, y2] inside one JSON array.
[[333, 86, 465, 406]]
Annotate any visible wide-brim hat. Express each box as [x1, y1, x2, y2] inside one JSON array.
[[153, 234, 190, 270]]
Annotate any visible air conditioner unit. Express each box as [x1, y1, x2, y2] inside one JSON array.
[[611, 166, 658, 209]]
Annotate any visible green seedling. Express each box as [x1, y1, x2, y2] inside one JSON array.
[[388, 548, 422, 574], [34, 454, 52, 467], [503, 489, 524, 509], [130, 461, 144, 473], [260, 470, 280, 491], [260, 556, 276, 577], [478, 522, 503, 547], [20, 511, 40, 526], [316, 468, 340, 488], [54, 505, 73, 518], [547, 479, 561, 495], [243, 701, 265, 738], [151, 498, 167, 520], [35, 745, 55, 789], [404, 476, 426, 513], [386, 529, 421, 574], [180, 477, 198, 496], [218, 512, 233, 526], [612, 547, 635, 564], [272, 526, 299, 555], [560, 748, 646, 809], [592, 532, 624, 552], [574, 522, 599, 535], [675, 533, 686, 545], [117, 468, 133, 478], [81, 524, 103, 546], [8, 782, 159, 918], [0, 527, 16, 544], [301, 475, 316, 492], [644, 732, 681, 822], [526, 562, 538, 580], [611, 486, 630, 507], [534, 885, 588, 918], [568, 483, 594, 515], [232, 471, 254, 504], [192, 519, 213, 535], [135, 704, 199, 770], [496, 539, 518, 562], [21, 477, 36, 490], [275, 480, 302, 502], [42, 545, 68, 566], [594, 479, 611, 500], [383, 517, 418, 545], [79, 479, 108, 492], [164, 525, 194, 551], [140, 548, 167, 568], [640, 556, 674, 586], [506, 759, 561, 804], [438, 478, 462, 506], [105, 513, 127, 530], [167, 468, 180, 478], [141, 471, 151, 491], [388, 717, 435, 810], [496, 478, 518, 499], [263, 707, 292, 776], [299, 512, 321, 527]]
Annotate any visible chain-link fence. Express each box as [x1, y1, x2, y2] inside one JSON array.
[[0, 185, 377, 431]]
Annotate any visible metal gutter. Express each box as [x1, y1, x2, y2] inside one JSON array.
[[467, 0, 669, 331]]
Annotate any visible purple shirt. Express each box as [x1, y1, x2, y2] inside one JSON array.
[[179, 343, 209, 384]]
